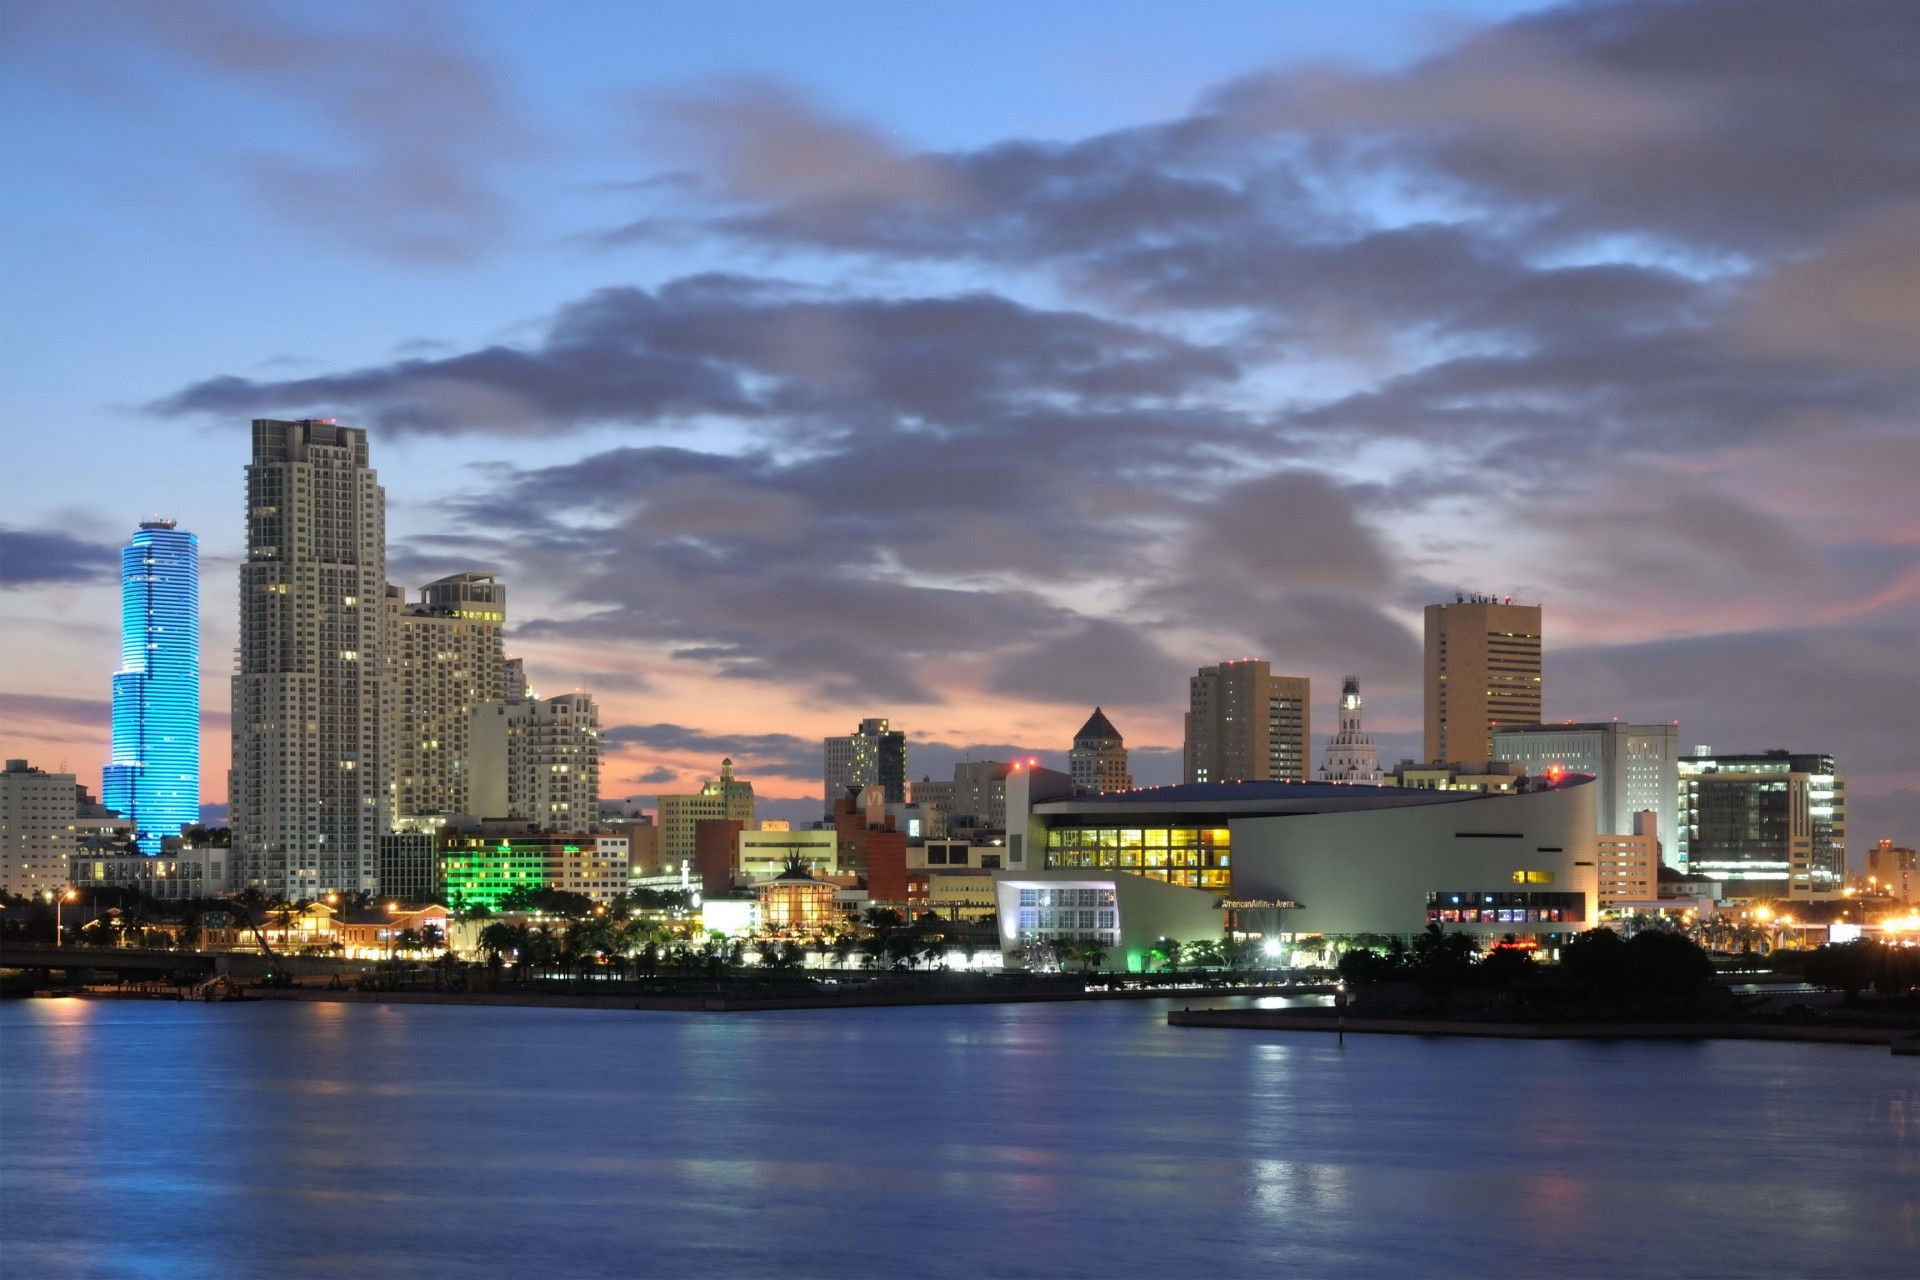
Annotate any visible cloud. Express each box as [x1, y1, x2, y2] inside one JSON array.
[[0, 692, 110, 728], [601, 722, 818, 780], [0, 528, 115, 587], [150, 275, 1237, 437], [10, 0, 527, 258]]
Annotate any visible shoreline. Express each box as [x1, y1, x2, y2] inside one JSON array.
[[1167, 1007, 1920, 1051], [48, 981, 1327, 1013]]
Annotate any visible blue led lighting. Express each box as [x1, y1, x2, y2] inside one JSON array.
[[102, 521, 199, 854]]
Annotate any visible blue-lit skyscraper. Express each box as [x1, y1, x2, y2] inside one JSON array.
[[103, 520, 199, 853]]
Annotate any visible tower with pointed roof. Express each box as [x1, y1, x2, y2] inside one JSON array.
[[1318, 676, 1381, 784], [1069, 707, 1133, 793]]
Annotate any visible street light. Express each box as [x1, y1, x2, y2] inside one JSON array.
[[48, 887, 78, 947]]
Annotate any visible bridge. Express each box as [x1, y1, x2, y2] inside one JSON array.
[[0, 943, 219, 977]]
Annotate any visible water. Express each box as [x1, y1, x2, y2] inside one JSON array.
[[2, 997, 1915, 1278]]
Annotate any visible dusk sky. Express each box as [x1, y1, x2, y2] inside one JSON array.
[[2, 0, 1915, 849]]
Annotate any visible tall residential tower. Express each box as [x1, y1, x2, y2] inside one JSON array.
[[231, 419, 387, 898], [1423, 595, 1542, 764], [102, 519, 199, 852], [386, 572, 507, 820]]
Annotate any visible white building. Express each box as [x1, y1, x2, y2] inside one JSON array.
[[1317, 676, 1382, 784], [2, 759, 78, 897], [72, 848, 233, 900], [1493, 721, 1679, 863], [475, 693, 601, 831], [386, 573, 507, 821], [232, 419, 388, 898], [738, 828, 838, 881]]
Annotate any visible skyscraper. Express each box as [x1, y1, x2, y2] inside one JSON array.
[[1069, 707, 1132, 793], [506, 692, 600, 830], [1317, 676, 1381, 784], [1678, 749, 1845, 900], [823, 717, 906, 813], [231, 419, 387, 898], [1183, 660, 1309, 783], [1423, 595, 1542, 764], [102, 519, 199, 853], [386, 573, 507, 820]]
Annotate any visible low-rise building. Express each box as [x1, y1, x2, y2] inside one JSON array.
[[71, 849, 233, 900], [1595, 812, 1661, 907], [441, 834, 630, 909]]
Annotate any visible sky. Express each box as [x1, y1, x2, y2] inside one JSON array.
[[1, 0, 1916, 852]]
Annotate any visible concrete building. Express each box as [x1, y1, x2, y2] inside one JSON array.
[[102, 519, 200, 854], [694, 819, 746, 896], [1388, 760, 1528, 794], [658, 759, 756, 872], [1679, 750, 1846, 900], [1183, 660, 1310, 784], [500, 693, 600, 831], [823, 717, 906, 814], [1424, 594, 1542, 764], [1318, 676, 1381, 784], [994, 870, 1227, 971], [951, 761, 1011, 831], [1596, 812, 1661, 907], [386, 573, 507, 822], [739, 828, 838, 882], [72, 848, 233, 900], [998, 773, 1600, 964], [377, 830, 439, 901], [1069, 707, 1132, 793], [1865, 840, 1916, 903], [908, 777, 954, 837], [833, 786, 907, 904], [503, 656, 529, 703], [2, 759, 80, 897], [441, 834, 630, 908], [232, 418, 387, 898], [1493, 721, 1678, 859]]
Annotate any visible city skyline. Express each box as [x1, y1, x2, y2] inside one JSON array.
[[1, 0, 1915, 847]]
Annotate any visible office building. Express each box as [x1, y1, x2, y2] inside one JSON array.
[[951, 761, 1011, 830], [833, 785, 907, 903], [1317, 676, 1381, 784], [101, 519, 199, 854], [1866, 840, 1916, 903], [1595, 812, 1661, 907], [1183, 660, 1309, 783], [2, 759, 79, 896], [386, 573, 507, 821], [824, 718, 906, 814], [231, 419, 387, 898], [1069, 707, 1133, 793], [1493, 721, 1678, 859], [1424, 594, 1542, 764], [378, 830, 440, 902], [658, 758, 756, 872], [739, 828, 839, 882], [1679, 750, 1846, 901]]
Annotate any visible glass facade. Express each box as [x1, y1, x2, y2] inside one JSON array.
[[1426, 890, 1585, 925], [1014, 885, 1119, 944], [102, 521, 199, 854], [1043, 826, 1231, 891]]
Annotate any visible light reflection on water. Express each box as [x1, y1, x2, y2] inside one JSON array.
[[2, 997, 1915, 1279]]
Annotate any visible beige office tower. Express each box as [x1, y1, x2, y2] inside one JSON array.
[[658, 758, 757, 871], [386, 573, 507, 820], [1183, 660, 1310, 783], [1424, 594, 1542, 765], [232, 419, 387, 898]]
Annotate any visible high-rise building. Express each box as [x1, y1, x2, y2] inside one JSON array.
[[1, 759, 79, 896], [951, 761, 1012, 830], [506, 693, 600, 831], [502, 656, 529, 703], [1679, 750, 1846, 901], [1493, 721, 1678, 859], [1183, 660, 1309, 783], [823, 717, 906, 814], [1318, 676, 1381, 784], [658, 758, 756, 872], [1069, 707, 1132, 793], [231, 418, 387, 898], [1424, 595, 1542, 764], [101, 519, 199, 853], [386, 573, 507, 820]]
